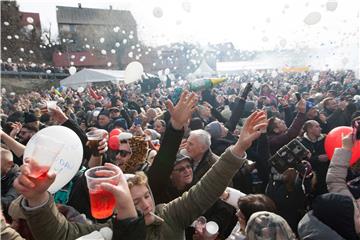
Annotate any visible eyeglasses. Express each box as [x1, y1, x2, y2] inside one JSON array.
[[173, 164, 192, 173]]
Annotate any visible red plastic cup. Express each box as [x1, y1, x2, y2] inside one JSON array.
[[85, 166, 120, 219]]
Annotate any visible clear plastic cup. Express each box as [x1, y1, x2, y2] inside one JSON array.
[[85, 166, 120, 219], [86, 129, 105, 156], [27, 134, 65, 178], [46, 101, 57, 112]]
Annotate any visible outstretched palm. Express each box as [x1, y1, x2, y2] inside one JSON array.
[[235, 111, 268, 154], [166, 90, 198, 129]]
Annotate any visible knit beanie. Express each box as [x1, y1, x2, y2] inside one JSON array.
[[205, 121, 222, 139]]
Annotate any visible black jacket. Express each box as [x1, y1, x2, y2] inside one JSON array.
[[1, 164, 20, 219]]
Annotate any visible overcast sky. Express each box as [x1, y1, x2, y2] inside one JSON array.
[[16, 0, 359, 51]]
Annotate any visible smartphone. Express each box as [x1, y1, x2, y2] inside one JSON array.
[[134, 117, 142, 126], [295, 92, 301, 102]]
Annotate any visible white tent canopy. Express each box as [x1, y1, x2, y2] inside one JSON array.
[[188, 60, 217, 79], [60, 68, 125, 88]]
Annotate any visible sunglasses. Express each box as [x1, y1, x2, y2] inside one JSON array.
[[173, 164, 192, 173], [110, 149, 132, 157]]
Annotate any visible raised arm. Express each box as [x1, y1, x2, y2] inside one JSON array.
[[162, 111, 268, 229], [0, 129, 25, 158], [147, 91, 198, 203], [326, 133, 355, 199]]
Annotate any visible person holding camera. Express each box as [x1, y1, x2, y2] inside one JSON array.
[[299, 120, 329, 196], [265, 139, 316, 235], [267, 98, 307, 155]]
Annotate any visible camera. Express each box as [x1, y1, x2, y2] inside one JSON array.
[[270, 139, 310, 173]]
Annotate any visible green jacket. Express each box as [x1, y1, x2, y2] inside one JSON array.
[[18, 147, 246, 240]]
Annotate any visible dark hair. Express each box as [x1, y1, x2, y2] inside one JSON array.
[[267, 117, 277, 134], [237, 194, 277, 223], [302, 120, 318, 133], [22, 123, 39, 132]]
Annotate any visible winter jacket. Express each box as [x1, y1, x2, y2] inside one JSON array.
[[192, 149, 219, 185], [299, 133, 329, 195], [326, 148, 360, 235], [1, 164, 20, 218], [67, 122, 184, 220], [15, 193, 146, 240], [298, 211, 345, 240], [17, 147, 247, 240], [0, 219, 25, 240]]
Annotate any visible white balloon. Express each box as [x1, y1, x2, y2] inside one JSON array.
[[182, 1, 191, 12], [113, 26, 120, 32], [101, 49, 107, 55], [115, 42, 120, 47], [124, 61, 144, 84], [26, 17, 34, 23], [128, 52, 134, 58], [326, 1, 338, 11], [123, 39, 127, 44], [77, 87, 84, 93], [279, 39, 287, 47], [107, 62, 112, 67], [27, 24, 34, 30], [304, 12, 321, 25], [111, 49, 116, 54], [46, 69, 51, 74], [312, 73, 319, 82], [4, 21, 9, 26], [23, 126, 83, 193], [164, 68, 170, 75], [153, 7, 163, 18], [99, 37, 105, 43], [69, 66, 77, 75], [271, 70, 278, 78], [253, 81, 261, 89]]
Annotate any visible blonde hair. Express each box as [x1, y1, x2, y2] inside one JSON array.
[[127, 171, 148, 189]]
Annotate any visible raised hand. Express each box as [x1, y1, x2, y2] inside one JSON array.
[[233, 111, 268, 156], [13, 158, 56, 207], [100, 163, 137, 220], [166, 90, 198, 130], [296, 99, 306, 113], [41, 104, 69, 125], [9, 122, 22, 138]]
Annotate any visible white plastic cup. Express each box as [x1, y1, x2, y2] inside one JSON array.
[[205, 221, 219, 237], [46, 101, 57, 112]]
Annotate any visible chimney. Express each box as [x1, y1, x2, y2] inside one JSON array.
[[78, 3, 82, 8], [109, 5, 112, 10]]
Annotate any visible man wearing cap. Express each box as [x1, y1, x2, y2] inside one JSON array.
[[157, 151, 193, 203], [96, 109, 112, 131]]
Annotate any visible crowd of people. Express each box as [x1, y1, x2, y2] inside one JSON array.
[[1, 68, 360, 240], [1, 62, 69, 74]]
